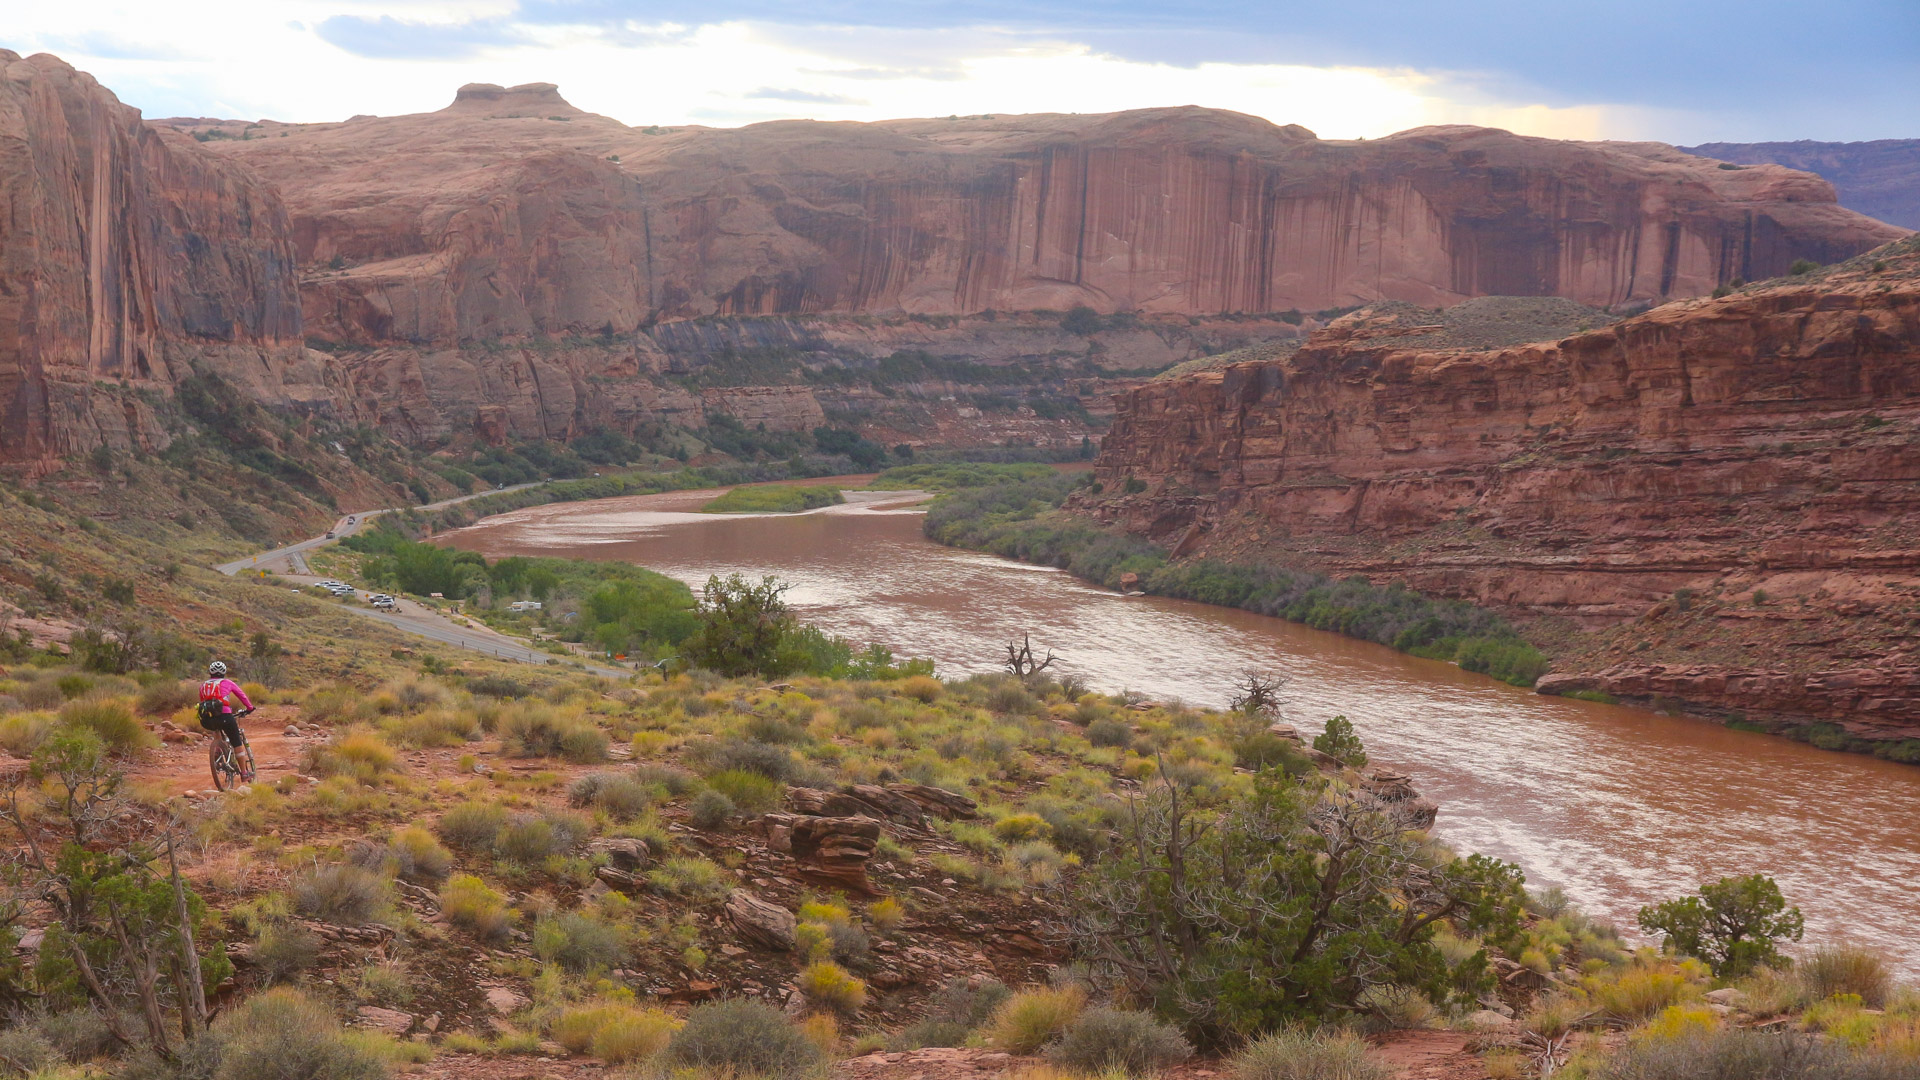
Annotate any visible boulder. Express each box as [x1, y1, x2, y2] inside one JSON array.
[[484, 986, 528, 1015], [587, 837, 651, 872], [1704, 987, 1748, 1008], [760, 813, 882, 894], [884, 783, 978, 820], [726, 891, 796, 951], [1465, 1010, 1516, 1032], [354, 1006, 414, 1036]]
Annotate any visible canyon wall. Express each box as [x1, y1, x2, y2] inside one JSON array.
[[186, 90, 1905, 350], [0, 51, 348, 470], [1088, 238, 1920, 738], [1685, 139, 1920, 230]]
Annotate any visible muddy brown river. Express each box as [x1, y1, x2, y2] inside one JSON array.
[[442, 487, 1920, 977]]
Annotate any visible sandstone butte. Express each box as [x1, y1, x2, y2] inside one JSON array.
[[1, 51, 1907, 472], [1088, 236, 1920, 743]]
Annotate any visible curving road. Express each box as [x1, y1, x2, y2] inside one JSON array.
[[213, 482, 631, 679]]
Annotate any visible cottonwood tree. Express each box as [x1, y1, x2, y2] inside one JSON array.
[[1060, 769, 1524, 1045], [0, 730, 228, 1057]]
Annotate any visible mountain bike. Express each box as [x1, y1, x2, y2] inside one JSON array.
[[207, 708, 257, 790]]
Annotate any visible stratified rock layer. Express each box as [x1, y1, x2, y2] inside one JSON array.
[[182, 93, 1904, 344], [0, 51, 340, 470], [1089, 239, 1920, 738]]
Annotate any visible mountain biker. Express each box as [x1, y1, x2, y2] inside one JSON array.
[[197, 661, 254, 749]]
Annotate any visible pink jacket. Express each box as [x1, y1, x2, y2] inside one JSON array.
[[199, 677, 254, 716]]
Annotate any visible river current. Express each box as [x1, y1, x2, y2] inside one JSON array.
[[441, 488, 1920, 977]]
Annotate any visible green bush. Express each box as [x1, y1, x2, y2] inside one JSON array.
[[707, 768, 782, 811], [1231, 1029, 1392, 1080], [797, 960, 869, 1017], [1312, 715, 1367, 768], [137, 679, 199, 715], [498, 707, 605, 762], [701, 485, 844, 514], [440, 875, 512, 941], [664, 999, 825, 1080], [646, 856, 733, 901], [0, 1027, 59, 1076], [58, 697, 152, 751], [437, 801, 507, 851], [533, 912, 629, 974], [1594, 1027, 1903, 1080], [255, 922, 323, 984], [1047, 1007, 1193, 1074], [569, 771, 654, 820], [293, 863, 391, 926], [384, 827, 452, 883], [495, 811, 588, 864], [209, 986, 387, 1080], [988, 985, 1086, 1053], [1637, 874, 1804, 978], [689, 789, 737, 830], [1085, 717, 1133, 749], [688, 737, 798, 781]]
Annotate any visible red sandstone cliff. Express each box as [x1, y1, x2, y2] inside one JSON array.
[[0, 51, 353, 470], [176, 87, 1905, 345], [1088, 239, 1920, 739]]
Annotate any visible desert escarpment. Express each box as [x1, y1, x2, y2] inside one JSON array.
[[0, 51, 349, 470], [180, 89, 1905, 345], [1087, 239, 1920, 738]]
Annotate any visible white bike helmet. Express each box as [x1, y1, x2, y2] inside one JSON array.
[[208, 661, 228, 677]]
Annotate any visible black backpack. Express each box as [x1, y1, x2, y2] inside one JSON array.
[[197, 695, 224, 725]]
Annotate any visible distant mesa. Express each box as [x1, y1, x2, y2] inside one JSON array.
[[448, 81, 578, 116]]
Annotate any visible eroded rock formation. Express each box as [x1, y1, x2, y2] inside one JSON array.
[[1089, 238, 1920, 738], [0, 51, 342, 470]]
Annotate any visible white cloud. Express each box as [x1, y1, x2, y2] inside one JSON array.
[[5, 2, 1680, 141]]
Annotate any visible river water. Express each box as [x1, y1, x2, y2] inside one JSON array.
[[441, 488, 1920, 977]]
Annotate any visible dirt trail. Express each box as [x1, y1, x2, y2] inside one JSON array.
[[831, 1034, 1484, 1080], [136, 705, 312, 796]]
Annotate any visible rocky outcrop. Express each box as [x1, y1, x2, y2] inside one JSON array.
[[1089, 237, 1920, 738], [1684, 140, 1920, 230], [1537, 664, 1920, 740], [0, 51, 342, 470], [760, 813, 882, 894]]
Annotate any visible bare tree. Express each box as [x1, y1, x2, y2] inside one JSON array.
[[1228, 670, 1288, 717], [1004, 632, 1058, 680]]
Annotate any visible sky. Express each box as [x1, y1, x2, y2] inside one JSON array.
[[7, 1, 1917, 144]]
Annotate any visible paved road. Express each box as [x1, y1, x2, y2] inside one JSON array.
[[214, 482, 545, 576], [213, 481, 631, 679]]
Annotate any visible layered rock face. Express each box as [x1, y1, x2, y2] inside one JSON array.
[[185, 92, 1903, 345], [0, 52, 339, 470], [1089, 239, 1920, 737], [1684, 140, 1920, 230]]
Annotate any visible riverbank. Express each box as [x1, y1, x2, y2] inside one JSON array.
[[920, 474, 1920, 766]]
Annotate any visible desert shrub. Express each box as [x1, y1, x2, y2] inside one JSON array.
[[554, 1003, 626, 1053], [1583, 960, 1704, 1022], [33, 1006, 119, 1063], [307, 728, 400, 783], [387, 709, 477, 748], [664, 998, 826, 1080], [868, 897, 906, 933], [1799, 945, 1893, 1008], [631, 763, 700, 796], [15, 678, 63, 710], [1085, 717, 1133, 749], [1047, 1006, 1192, 1074], [1312, 715, 1367, 768], [1596, 1027, 1906, 1080], [689, 788, 736, 830], [1638, 874, 1803, 977], [302, 685, 358, 723], [1231, 1028, 1392, 1080], [385, 826, 452, 883], [0, 1027, 59, 1075], [58, 696, 151, 750], [0, 712, 53, 756], [992, 813, 1050, 843], [897, 977, 1012, 1049], [569, 771, 654, 820], [499, 706, 605, 762], [594, 1007, 679, 1064], [687, 737, 797, 781], [467, 675, 529, 699], [646, 856, 733, 901], [707, 768, 782, 811], [1356, 983, 1436, 1030], [1734, 966, 1809, 1018], [534, 912, 628, 974], [440, 874, 512, 941], [799, 960, 869, 1017], [438, 801, 507, 852], [137, 679, 198, 715], [210, 986, 386, 1080], [900, 675, 943, 702], [989, 985, 1087, 1053], [351, 962, 413, 1008], [255, 922, 323, 984], [495, 810, 589, 864], [292, 863, 391, 926]]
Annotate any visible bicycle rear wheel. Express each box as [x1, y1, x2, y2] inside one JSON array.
[[208, 740, 234, 791]]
